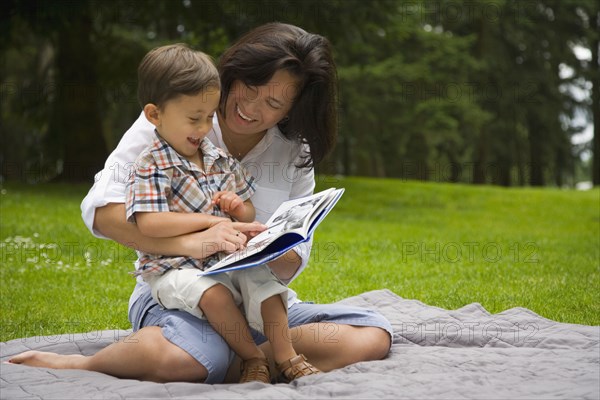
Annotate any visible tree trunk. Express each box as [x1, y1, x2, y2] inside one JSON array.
[[404, 131, 429, 181], [49, 12, 106, 182], [448, 153, 461, 183], [592, 13, 600, 186], [472, 13, 488, 184], [527, 112, 545, 186], [498, 160, 511, 187], [472, 133, 488, 184]]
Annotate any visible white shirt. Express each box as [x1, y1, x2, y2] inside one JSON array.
[[81, 112, 315, 307]]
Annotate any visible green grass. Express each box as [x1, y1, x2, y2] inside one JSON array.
[[1, 178, 599, 342]]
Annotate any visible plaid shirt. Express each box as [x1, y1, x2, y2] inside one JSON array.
[[126, 133, 255, 276]]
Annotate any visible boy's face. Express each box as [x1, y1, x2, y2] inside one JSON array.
[[147, 89, 220, 159]]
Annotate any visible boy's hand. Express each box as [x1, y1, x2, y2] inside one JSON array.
[[212, 191, 245, 215]]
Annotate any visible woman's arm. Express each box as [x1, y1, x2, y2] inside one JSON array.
[[267, 250, 302, 284], [267, 155, 316, 283], [134, 211, 227, 238], [94, 203, 264, 259]]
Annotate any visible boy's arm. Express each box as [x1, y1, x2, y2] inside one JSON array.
[[135, 211, 228, 238], [126, 156, 232, 238], [230, 199, 255, 222], [95, 203, 265, 258]]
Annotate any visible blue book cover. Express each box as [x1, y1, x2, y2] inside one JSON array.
[[199, 187, 344, 276]]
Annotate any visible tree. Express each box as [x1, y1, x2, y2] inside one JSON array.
[[1, 0, 594, 186], [3, 0, 108, 181], [441, 0, 593, 186]]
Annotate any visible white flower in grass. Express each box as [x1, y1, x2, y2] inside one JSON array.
[[84, 251, 94, 267], [15, 236, 33, 244], [100, 258, 113, 267]]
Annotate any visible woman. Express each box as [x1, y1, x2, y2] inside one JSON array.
[[10, 22, 393, 384]]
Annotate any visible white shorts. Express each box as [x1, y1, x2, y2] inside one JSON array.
[[145, 265, 287, 334]]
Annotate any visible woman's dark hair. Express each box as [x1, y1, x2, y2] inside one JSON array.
[[218, 23, 338, 168]]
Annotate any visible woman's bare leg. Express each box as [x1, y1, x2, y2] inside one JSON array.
[[8, 326, 207, 383], [224, 323, 391, 382], [291, 324, 391, 370]]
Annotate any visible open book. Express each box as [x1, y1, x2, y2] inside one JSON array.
[[199, 187, 345, 276]]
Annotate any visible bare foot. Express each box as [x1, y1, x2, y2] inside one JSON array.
[[8, 351, 87, 369]]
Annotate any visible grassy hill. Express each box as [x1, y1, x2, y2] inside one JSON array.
[[1, 178, 598, 341]]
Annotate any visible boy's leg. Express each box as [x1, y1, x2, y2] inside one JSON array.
[[199, 283, 265, 361], [200, 283, 272, 383], [260, 295, 297, 364], [146, 269, 267, 364], [224, 302, 393, 382], [229, 266, 321, 380], [260, 294, 322, 381], [282, 302, 394, 370]]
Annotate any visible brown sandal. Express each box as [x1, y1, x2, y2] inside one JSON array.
[[239, 357, 271, 384], [276, 354, 321, 383]]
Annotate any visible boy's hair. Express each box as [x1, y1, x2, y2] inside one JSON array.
[[137, 44, 220, 108]]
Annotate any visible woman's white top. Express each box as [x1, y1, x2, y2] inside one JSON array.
[[80, 112, 315, 307]]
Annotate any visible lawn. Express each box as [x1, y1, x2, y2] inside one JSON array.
[[1, 178, 598, 342]]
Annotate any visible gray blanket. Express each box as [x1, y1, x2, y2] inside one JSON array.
[[1, 289, 599, 399]]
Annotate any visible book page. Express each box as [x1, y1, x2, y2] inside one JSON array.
[[251, 187, 334, 245], [205, 187, 339, 273]]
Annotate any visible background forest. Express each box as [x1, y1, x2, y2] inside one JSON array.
[[1, 0, 598, 187]]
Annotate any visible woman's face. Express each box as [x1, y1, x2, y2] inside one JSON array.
[[222, 69, 299, 136]]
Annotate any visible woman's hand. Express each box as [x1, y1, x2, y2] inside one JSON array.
[[233, 221, 267, 241], [182, 220, 267, 259]]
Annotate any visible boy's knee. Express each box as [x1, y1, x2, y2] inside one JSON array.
[[199, 283, 232, 309]]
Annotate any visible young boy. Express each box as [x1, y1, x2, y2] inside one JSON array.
[[125, 44, 320, 383]]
